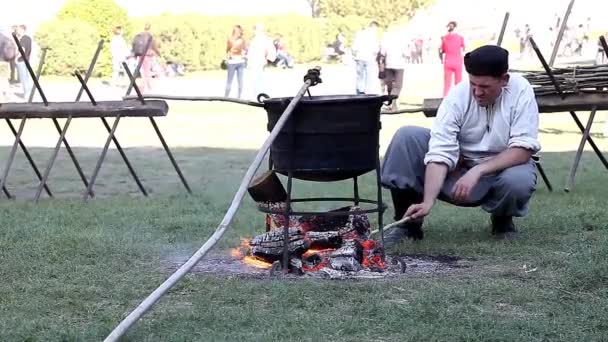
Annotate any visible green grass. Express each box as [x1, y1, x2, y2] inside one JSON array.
[[1, 67, 607, 340], [1, 145, 607, 341]]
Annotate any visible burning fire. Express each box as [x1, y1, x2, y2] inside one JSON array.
[[302, 248, 335, 258], [242, 256, 272, 269], [231, 206, 387, 274], [361, 240, 385, 270], [230, 238, 250, 258], [231, 235, 386, 272], [231, 238, 273, 269]]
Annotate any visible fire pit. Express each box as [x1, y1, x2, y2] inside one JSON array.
[[243, 93, 396, 274], [232, 205, 388, 275]]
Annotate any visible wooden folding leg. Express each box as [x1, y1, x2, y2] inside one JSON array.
[[100, 117, 148, 197], [565, 108, 597, 192], [532, 155, 553, 192], [149, 117, 191, 194], [0, 119, 26, 196], [83, 116, 122, 201]]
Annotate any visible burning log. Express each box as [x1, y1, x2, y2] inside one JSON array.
[[340, 209, 371, 238], [249, 228, 309, 261], [328, 240, 364, 272], [306, 231, 342, 249], [301, 206, 351, 232], [289, 258, 304, 275]]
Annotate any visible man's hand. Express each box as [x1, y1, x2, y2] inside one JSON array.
[[405, 201, 434, 220], [451, 167, 482, 203]]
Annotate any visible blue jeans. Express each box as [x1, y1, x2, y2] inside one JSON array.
[[355, 60, 374, 94], [17, 61, 32, 98], [247, 64, 265, 99], [225, 62, 245, 98]]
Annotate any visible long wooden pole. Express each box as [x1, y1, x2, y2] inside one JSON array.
[[549, 0, 576, 67], [496, 12, 510, 47], [104, 69, 320, 342], [123, 94, 264, 107]]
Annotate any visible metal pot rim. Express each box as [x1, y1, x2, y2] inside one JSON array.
[[261, 94, 396, 105]]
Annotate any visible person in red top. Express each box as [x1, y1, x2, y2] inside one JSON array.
[[440, 21, 465, 97]]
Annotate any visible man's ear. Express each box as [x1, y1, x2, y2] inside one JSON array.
[[501, 73, 510, 86]]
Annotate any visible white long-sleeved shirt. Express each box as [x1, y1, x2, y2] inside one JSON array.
[[381, 32, 408, 69], [424, 73, 541, 171], [247, 33, 275, 67], [352, 28, 380, 62], [110, 35, 130, 61]]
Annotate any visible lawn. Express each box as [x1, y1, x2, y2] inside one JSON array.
[[1, 70, 608, 340]]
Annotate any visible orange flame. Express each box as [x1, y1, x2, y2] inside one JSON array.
[[302, 248, 335, 258], [242, 256, 273, 269], [231, 238, 273, 269], [230, 238, 251, 258]]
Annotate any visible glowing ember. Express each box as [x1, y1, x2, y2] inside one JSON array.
[[302, 248, 335, 258], [233, 205, 387, 274]]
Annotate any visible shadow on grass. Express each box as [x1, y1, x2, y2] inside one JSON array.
[[1, 145, 606, 246], [1, 147, 607, 341]]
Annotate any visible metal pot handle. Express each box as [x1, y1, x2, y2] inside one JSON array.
[[257, 93, 270, 105], [381, 94, 398, 106]]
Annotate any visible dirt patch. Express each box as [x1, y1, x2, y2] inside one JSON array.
[[162, 250, 471, 280]]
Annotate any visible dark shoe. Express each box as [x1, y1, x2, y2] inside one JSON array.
[[491, 215, 519, 240], [382, 221, 424, 249]]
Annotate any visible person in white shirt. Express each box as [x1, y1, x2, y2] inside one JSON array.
[[246, 23, 276, 99], [110, 26, 130, 86], [381, 45, 541, 246], [352, 21, 380, 94], [379, 29, 408, 109]]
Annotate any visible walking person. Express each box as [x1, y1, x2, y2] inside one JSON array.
[[439, 21, 465, 97], [224, 25, 247, 98], [352, 21, 380, 94], [246, 23, 275, 99], [0, 29, 16, 101], [15, 24, 33, 98], [8, 25, 18, 84], [131, 23, 160, 93], [379, 28, 408, 110], [110, 26, 130, 87]]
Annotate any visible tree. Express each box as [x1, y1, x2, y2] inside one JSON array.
[[318, 0, 433, 26], [57, 0, 131, 40], [55, 0, 131, 76], [34, 19, 99, 76]]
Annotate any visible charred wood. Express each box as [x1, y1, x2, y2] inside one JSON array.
[[306, 231, 342, 249]]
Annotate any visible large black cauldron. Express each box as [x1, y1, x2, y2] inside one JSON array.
[[263, 94, 395, 182]]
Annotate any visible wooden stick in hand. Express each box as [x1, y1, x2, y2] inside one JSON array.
[[370, 215, 412, 236]]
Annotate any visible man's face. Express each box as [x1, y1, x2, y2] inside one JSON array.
[[469, 74, 508, 106]]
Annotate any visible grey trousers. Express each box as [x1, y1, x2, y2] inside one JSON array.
[[381, 126, 537, 217]]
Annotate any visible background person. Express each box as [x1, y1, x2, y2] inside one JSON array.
[[225, 25, 247, 98], [439, 21, 465, 97]]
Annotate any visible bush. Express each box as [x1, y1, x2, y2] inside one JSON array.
[[56, 0, 131, 76], [34, 12, 381, 75], [57, 0, 131, 39], [130, 14, 327, 71], [319, 15, 370, 47], [34, 19, 99, 76]]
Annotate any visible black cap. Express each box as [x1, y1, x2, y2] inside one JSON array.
[[464, 45, 509, 77]]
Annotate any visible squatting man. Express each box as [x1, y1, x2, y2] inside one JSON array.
[[381, 45, 541, 247]]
